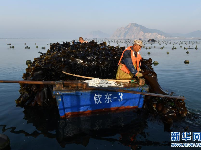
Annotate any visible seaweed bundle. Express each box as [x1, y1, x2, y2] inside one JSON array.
[[16, 40, 124, 107]]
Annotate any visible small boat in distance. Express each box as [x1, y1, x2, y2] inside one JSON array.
[[148, 39, 156, 42]]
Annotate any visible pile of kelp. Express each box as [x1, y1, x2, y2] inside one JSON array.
[[16, 39, 187, 120], [140, 59, 188, 119], [16, 40, 124, 107]]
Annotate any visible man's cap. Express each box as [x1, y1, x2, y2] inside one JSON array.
[[134, 40, 143, 47]]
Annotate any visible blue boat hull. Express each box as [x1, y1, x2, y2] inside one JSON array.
[[53, 87, 148, 118]]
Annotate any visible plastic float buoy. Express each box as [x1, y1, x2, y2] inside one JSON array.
[[0, 134, 10, 150]]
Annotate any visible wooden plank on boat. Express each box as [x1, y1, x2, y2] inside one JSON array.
[[0, 80, 185, 100], [62, 71, 131, 82]]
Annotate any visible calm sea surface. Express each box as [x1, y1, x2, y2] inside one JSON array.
[[0, 38, 201, 150]]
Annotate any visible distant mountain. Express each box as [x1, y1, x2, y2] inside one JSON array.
[[168, 33, 185, 37], [111, 23, 170, 39], [111, 23, 201, 39], [85, 30, 110, 38], [84, 25, 201, 40], [169, 31, 201, 38], [184, 30, 201, 38]]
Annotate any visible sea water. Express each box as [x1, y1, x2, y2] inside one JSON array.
[[0, 38, 201, 150]]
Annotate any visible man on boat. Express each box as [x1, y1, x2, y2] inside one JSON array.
[[116, 39, 145, 85], [79, 37, 88, 43]]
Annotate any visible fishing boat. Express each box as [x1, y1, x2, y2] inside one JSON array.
[[53, 78, 149, 118], [0, 74, 185, 119]]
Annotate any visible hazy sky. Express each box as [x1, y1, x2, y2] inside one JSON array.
[[1, 0, 201, 38]]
